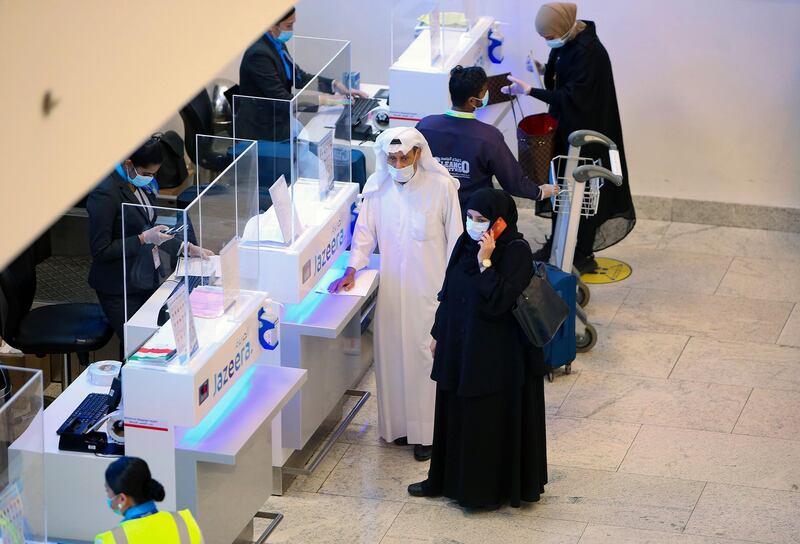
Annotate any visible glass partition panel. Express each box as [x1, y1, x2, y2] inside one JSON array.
[[185, 142, 260, 320], [292, 38, 353, 187], [2, 366, 45, 543], [233, 36, 354, 250], [233, 94, 297, 245], [392, 0, 478, 71], [122, 138, 260, 365], [122, 203, 191, 361]]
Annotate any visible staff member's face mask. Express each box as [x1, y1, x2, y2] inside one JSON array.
[[125, 162, 156, 188], [274, 14, 296, 43], [106, 491, 124, 516], [387, 148, 420, 184], [471, 90, 489, 110]]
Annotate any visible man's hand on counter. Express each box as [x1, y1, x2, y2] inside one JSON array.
[[328, 267, 356, 293]]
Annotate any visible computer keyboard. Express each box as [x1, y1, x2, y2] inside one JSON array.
[[352, 97, 380, 121], [56, 393, 112, 435], [335, 97, 381, 140]]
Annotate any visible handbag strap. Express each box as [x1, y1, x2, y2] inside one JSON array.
[[510, 238, 547, 279], [510, 96, 525, 128]]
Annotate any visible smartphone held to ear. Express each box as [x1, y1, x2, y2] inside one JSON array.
[[489, 217, 507, 240]]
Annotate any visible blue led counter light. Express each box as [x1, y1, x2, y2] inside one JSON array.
[[179, 365, 257, 448]]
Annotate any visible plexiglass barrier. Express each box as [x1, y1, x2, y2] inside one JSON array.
[[122, 138, 259, 364], [1, 366, 45, 543], [233, 36, 354, 248], [392, 0, 480, 71], [122, 202, 192, 361]]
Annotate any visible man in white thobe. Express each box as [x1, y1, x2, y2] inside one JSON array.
[[329, 127, 462, 461]]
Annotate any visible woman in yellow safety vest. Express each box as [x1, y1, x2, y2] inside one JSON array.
[[95, 456, 204, 544]]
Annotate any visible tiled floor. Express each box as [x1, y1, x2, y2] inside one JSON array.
[[260, 213, 800, 544]]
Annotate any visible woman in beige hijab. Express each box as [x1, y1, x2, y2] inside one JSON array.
[[503, 2, 635, 274]]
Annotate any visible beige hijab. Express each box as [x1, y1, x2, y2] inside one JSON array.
[[535, 2, 586, 40]]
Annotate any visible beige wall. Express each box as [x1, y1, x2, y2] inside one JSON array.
[[295, 0, 800, 209], [0, 0, 294, 270]]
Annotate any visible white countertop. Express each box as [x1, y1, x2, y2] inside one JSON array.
[[175, 364, 306, 465]]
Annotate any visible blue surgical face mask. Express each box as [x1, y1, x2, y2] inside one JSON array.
[[546, 24, 575, 49], [475, 89, 489, 110], [107, 496, 121, 516], [277, 30, 293, 43], [466, 217, 490, 241], [127, 165, 154, 188]]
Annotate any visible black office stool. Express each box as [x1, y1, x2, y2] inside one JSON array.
[[0, 248, 112, 387]]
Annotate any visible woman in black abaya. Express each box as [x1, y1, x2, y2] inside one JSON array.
[[504, 2, 636, 273], [408, 188, 548, 509]]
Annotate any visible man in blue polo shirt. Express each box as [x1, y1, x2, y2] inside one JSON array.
[[417, 65, 557, 215]]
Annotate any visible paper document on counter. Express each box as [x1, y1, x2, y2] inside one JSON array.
[[176, 255, 220, 277], [315, 267, 378, 297]]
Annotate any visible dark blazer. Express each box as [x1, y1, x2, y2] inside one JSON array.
[[86, 171, 186, 295], [431, 236, 545, 397], [238, 35, 333, 141]]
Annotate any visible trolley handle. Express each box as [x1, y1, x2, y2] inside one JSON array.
[[573, 164, 623, 187], [568, 130, 617, 149], [568, 130, 624, 178]]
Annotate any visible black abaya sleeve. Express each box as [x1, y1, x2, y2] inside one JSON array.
[[529, 44, 601, 113], [475, 242, 533, 318]]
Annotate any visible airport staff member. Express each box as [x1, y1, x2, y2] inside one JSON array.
[[86, 137, 210, 345], [417, 65, 557, 213], [503, 2, 635, 273], [238, 7, 367, 141], [96, 456, 204, 543]]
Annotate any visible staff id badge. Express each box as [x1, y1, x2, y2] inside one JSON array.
[[152, 246, 161, 269]]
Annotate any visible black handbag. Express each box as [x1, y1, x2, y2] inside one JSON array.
[[153, 131, 188, 189], [513, 260, 570, 347]]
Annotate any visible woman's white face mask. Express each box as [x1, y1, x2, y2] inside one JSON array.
[[466, 217, 490, 240]]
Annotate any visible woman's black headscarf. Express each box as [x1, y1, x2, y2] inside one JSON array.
[[464, 188, 525, 247], [448, 189, 526, 274]]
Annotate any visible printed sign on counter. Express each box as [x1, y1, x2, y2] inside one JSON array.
[[220, 237, 241, 313], [429, 7, 442, 66], [166, 283, 199, 362], [269, 174, 305, 243], [317, 128, 335, 199]]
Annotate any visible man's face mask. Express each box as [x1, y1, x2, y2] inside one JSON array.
[[472, 90, 489, 109], [387, 149, 419, 184]]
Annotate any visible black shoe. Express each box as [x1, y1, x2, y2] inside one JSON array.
[[532, 237, 552, 262], [574, 254, 598, 275], [413, 444, 432, 461], [393, 437, 409, 446], [408, 480, 440, 498]]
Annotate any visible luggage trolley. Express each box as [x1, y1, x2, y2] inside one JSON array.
[[549, 129, 624, 354]]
